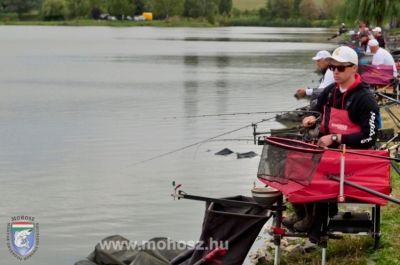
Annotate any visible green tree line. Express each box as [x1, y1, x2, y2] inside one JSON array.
[[0, 0, 399, 28], [257, 0, 400, 27], [0, 0, 233, 21]]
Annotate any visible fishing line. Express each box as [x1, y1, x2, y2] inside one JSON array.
[[193, 138, 253, 159], [165, 69, 320, 120], [130, 116, 277, 166], [244, 70, 318, 91], [132, 102, 318, 165]]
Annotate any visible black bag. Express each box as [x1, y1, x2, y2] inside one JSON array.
[[171, 196, 271, 265]]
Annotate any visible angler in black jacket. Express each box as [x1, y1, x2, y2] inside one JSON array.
[[303, 47, 379, 148], [283, 46, 380, 243], [310, 73, 379, 148]]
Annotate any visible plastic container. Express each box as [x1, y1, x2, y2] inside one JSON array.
[[142, 12, 153, 21], [251, 187, 282, 206]]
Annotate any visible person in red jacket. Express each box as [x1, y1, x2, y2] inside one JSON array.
[[283, 46, 379, 242], [303, 46, 379, 148]]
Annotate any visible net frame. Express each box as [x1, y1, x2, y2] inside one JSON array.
[[265, 136, 324, 154], [258, 136, 324, 186]]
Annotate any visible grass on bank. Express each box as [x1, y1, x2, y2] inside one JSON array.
[[269, 164, 400, 265], [233, 0, 265, 11]]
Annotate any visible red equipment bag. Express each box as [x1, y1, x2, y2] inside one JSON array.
[[257, 137, 391, 205], [361, 64, 395, 86]]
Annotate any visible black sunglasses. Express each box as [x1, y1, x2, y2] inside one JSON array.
[[328, 64, 354, 72]]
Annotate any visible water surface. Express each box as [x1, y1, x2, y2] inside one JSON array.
[[0, 26, 335, 264]]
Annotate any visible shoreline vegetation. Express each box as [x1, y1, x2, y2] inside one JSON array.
[[0, 0, 340, 28], [0, 0, 398, 29], [0, 0, 339, 28], [0, 17, 338, 28]]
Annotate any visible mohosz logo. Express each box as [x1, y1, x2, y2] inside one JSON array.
[[7, 216, 39, 260]]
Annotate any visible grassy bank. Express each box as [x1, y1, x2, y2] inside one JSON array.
[[233, 0, 265, 11], [229, 16, 336, 27]]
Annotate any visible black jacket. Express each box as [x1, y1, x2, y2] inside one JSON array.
[[311, 78, 379, 148], [376, 36, 386, 48]]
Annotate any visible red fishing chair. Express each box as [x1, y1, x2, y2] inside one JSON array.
[[257, 136, 397, 265]]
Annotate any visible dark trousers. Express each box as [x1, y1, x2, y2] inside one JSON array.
[[308, 202, 338, 243]]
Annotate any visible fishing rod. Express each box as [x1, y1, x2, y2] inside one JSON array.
[[206, 129, 305, 145], [203, 138, 254, 142], [326, 146, 400, 162], [166, 109, 321, 119], [252, 126, 303, 145], [379, 134, 399, 149], [166, 110, 304, 119], [130, 116, 277, 166], [329, 175, 400, 205], [165, 68, 323, 120], [384, 106, 400, 127], [266, 135, 400, 162], [391, 160, 400, 176], [132, 102, 317, 165], [385, 111, 400, 130], [253, 126, 303, 136], [375, 92, 400, 104], [254, 115, 322, 144]]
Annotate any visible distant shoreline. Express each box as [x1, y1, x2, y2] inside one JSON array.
[[0, 17, 400, 33], [0, 18, 336, 28], [0, 19, 215, 27]]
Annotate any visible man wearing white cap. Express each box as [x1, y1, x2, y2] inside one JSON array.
[[295, 50, 335, 99], [297, 46, 379, 242], [303, 45, 379, 147], [372, 26, 385, 48], [368, 39, 397, 77]]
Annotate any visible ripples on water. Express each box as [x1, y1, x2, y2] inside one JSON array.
[[0, 26, 335, 264]]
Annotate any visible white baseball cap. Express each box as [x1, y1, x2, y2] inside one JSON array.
[[312, 50, 331, 61], [368, 39, 379, 47], [372, 27, 382, 32], [328, 46, 358, 65]]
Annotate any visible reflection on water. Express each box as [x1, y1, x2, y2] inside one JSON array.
[[215, 55, 230, 115], [182, 37, 320, 42], [0, 26, 335, 264]]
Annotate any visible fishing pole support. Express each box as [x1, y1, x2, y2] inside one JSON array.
[[252, 123, 257, 144], [173, 187, 286, 211], [171, 181, 183, 200], [329, 175, 400, 205], [338, 144, 346, 203]]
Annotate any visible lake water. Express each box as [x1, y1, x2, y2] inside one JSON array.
[[0, 26, 335, 264]]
